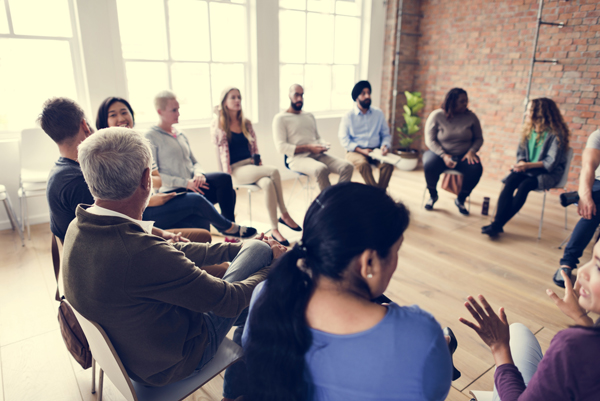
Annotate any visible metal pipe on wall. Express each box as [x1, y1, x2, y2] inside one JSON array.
[[390, 0, 404, 132]]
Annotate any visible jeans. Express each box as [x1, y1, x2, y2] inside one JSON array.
[[195, 240, 273, 399], [492, 323, 543, 401], [560, 180, 600, 269], [423, 150, 483, 203], [492, 172, 539, 230], [143, 192, 232, 232]]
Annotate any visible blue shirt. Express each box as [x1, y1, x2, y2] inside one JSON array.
[[338, 105, 392, 152], [243, 282, 452, 401]]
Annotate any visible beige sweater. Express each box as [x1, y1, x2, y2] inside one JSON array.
[[272, 111, 323, 161], [424, 109, 484, 157], [63, 206, 269, 386]]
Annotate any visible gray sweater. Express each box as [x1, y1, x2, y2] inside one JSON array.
[[425, 109, 484, 156], [145, 126, 205, 192], [63, 206, 269, 386]]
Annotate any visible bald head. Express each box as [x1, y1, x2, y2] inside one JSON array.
[[288, 84, 304, 112]]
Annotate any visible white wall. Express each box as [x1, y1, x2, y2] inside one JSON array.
[[0, 0, 386, 230]]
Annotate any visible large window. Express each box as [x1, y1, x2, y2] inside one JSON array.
[[116, 0, 252, 124], [279, 0, 362, 112], [0, 0, 84, 132]]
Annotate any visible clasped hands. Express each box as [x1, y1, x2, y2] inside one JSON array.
[[250, 233, 289, 260], [187, 174, 210, 195], [356, 145, 389, 157], [442, 150, 479, 169]]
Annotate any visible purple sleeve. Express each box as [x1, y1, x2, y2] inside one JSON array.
[[495, 331, 575, 401]]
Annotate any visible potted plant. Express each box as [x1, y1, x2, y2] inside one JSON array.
[[396, 91, 423, 171]]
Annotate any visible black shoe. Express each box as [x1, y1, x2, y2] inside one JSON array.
[[455, 199, 469, 216], [272, 235, 290, 247], [482, 224, 503, 235], [424, 196, 439, 211], [278, 217, 302, 232], [443, 327, 461, 381], [553, 267, 574, 288], [220, 225, 257, 239]]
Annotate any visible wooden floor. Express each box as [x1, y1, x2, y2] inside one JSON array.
[[0, 168, 597, 401]]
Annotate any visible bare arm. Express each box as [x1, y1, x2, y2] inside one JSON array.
[[578, 147, 600, 219]]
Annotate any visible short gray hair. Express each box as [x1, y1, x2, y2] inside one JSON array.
[[78, 127, 152, 201], [154, 89, 177, 111]]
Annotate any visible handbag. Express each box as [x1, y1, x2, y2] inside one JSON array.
[[441, 173, 463, 195], [52, 235, 93, 370]]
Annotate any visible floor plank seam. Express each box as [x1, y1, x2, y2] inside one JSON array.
[[0, 327, 59, 349], [456, 364, 496, 393]]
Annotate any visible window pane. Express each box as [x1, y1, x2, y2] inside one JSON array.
[[331, 65, 355, 110], [0, 3, 9, 34], [210, 3, 247, 62], [304, 64, 331, 112], [336, 0, 361, 16], [210, 63, 246, 113], [307, 0, 334, 13], [124, 62, 169, 123], [116, 0, 168, 60], [306, 13, 333, 64], [279, 64, 304, 110], [279, 10, 305, 64], [168, 0, 210, 61], [279, 0, 305, 10], [334, 16, 360, 64], [0, 39, 77, 131], [171, 63, 212, 120], [9, 0, 72, 37]]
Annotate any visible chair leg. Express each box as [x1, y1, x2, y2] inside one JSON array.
[[91, 358, 96, 394], [421, 186, 427, 208], [558, 231, 572, 249], [98, 368, 104, 401], [3, 197, 24, 246], [538, 191, 547, 240], [248, 190, 252, 225], [564, 206, 568, 230]]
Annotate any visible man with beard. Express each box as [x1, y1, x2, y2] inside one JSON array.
[[272, 84, 353, 191], [338, 81, 394, 190]]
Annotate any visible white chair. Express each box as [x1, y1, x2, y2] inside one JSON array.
[[18, 128, 58, 239], [234, 182, 263, 226], [536, 147, 574, 239], [0, 184, 24, 246], [284, 155, 315, 209], [66, 300, 244, 401], [421, 169, 471, 212]]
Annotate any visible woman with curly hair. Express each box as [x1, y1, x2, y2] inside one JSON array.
[[482, 98, 570, 237]]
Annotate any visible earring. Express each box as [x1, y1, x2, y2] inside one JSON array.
[[367, 273, 373, 278]]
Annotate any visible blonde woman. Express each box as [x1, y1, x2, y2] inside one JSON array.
[[212, 87, 301, 246]]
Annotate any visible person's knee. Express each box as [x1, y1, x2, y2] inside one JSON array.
[[342, 162, 354, 175], [245, 240, 273, 265], [315, 165, 329, 179], [509, 322, 531, 338]]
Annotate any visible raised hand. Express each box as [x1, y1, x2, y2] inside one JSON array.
[[459, 295, 510, 354]]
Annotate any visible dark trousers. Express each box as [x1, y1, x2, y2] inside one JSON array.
[[560, 180, 600, 269], [202, 172, 237, 222], [170, 172, 237, 223], [423, 150, 483, 203], [492, 172, 539, 229]]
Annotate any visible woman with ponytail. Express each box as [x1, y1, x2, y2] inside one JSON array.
[[243, 182, 453, 401]]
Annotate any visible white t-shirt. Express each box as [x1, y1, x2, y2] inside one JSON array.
[[585, 130, 600, 180]]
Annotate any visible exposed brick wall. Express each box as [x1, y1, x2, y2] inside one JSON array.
[[381, 0, 600, 190]]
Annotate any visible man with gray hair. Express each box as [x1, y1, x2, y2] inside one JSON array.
[[272, 84, 354, 191], [62, 127, 285, 399]]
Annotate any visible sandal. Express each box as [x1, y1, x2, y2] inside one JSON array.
[[278, 217, 302, 232]]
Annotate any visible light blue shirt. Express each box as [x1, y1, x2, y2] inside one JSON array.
[[243, 282, 452, 401], [338, 105, 392, 152]]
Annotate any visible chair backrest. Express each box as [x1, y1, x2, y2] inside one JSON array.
[[66, 300, 138, 401], [555, 147, 574, 190], [20, 128, 59, 173]]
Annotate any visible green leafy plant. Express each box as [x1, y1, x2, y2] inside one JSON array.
[[396, 91, 424, 150]]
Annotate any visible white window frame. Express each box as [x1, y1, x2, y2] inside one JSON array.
[[117, 0, 257, 129], [0, 0, 90, 135], [278, 0, 367, 117]]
